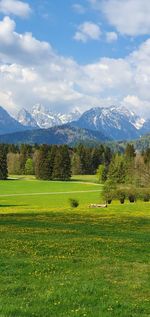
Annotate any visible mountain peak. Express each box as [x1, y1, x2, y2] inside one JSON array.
[[73, 105, 143, 140]]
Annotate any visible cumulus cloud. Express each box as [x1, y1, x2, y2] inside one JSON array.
[[74, 21, 101, 42], [0, 16, 53, 65], [90, 0, 150, 36], [106, 31, 118, 43], [0, 0, 31, 18], [0, 16, 150, 118]]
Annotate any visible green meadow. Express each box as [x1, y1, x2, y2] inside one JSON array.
[[0, 177, 149, 317]]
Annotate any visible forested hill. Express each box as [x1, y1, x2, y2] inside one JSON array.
[[106, 134, 150, 153], [0, 124, 110, 145]]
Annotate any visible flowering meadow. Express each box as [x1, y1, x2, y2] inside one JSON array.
[[0, 178, 149, 316]]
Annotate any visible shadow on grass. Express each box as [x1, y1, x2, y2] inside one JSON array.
[[0, 204, 28, 208]]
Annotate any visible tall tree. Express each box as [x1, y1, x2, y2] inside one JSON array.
[[7, 153, 21, 175], [0, 145, 8, 180], [107, 154, 126, 184], [52, 145, 71, 180], [35, 145, 51, 180], [25, 158, 34, 175]]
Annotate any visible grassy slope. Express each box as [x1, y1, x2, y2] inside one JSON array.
[[0, 178, 149, 317]]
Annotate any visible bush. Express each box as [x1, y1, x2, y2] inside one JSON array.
[[140, 189, 150, 202], [116, 189, 126, 204], [126, 186, 137, 203], [69, 198, 79, 208]]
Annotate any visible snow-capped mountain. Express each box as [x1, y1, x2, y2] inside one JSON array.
[[72, 106, 145, 140], [17, 108, 38, 128], [17, 104, 81, 129], [1, 104, 150, 142]]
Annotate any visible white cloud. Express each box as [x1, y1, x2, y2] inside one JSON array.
[[122, 95, 150, 118], [0, 16, 150, 118], [0, 0, 31, 18], [74, 21, 101, 42], [0, 16, 52, 65], [101, 0, 150, 36], [106, 31, 118, 43]]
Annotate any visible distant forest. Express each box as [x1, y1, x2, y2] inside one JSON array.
[[0, 143, 150, 189], [0, 143, 112, 181]]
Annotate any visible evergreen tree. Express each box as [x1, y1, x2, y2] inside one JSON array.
[[96, 164, 107, 183], [35, 145, 51, 180], [49, 145, 58, 179], [104, 146, 112, 166], [125, 144, 136, 159], [76, 144, 88, 174], [91, 145, 104, 173], [107, 154, 126, 184], [52, 145, 71, 180], [0, 145, 8, 179]]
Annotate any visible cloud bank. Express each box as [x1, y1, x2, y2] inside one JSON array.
[[0, 15, 150, 117]]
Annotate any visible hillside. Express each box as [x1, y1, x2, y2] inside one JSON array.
[[0, 124, 109, 145]]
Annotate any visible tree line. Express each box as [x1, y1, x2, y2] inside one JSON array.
[[0, 143, 112, 180]]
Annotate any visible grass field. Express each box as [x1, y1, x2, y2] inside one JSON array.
[[0, 177, 102, 213], [0, 177, 149, 317]]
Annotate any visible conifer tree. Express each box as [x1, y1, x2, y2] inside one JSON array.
[[0, 145, 8, 180], [107, 154, 126, 184], [49, 145, 58, 179], [35, 145, 51, 180], [52, 145, 71, 180]]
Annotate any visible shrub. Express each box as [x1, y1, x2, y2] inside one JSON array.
[[69, 198, 79, 208], [140, 189, 150, 202], [126, 186, 137, 203], [116, 189, 126, 204]]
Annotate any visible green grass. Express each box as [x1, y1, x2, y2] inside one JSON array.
[[0, 178, 102, 213], [0, 177, 149, 316]]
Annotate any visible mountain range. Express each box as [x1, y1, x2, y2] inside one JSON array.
[[0, 104, 150, 145], [16, 104, 81, 129]]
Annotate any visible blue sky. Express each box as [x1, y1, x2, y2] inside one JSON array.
[[10, 0, 148, 63], [0, 0, 150, 117]]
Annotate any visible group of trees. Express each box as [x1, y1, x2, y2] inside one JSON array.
[[0, 143, 113, 181], [101, 144, 150, 203], [1, 141, 150, 193]]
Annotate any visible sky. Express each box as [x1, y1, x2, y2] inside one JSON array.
[[0, 0, 150, 118]]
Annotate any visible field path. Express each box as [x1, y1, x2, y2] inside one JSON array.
[[0, 189, 101, 197]]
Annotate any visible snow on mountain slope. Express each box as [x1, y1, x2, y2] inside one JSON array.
[[15, 104, 150, 141], [72, 106, 144, 140], [17, 108, 38, 128], [17, 104, 81, 129]]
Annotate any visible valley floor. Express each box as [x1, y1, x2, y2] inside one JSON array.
[[0, 177, 149, 317]]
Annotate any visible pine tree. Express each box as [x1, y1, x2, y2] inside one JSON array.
[[125, 144, 136, 159], [52, 145, 71, 180], [91, 145, 104, 173], [35, 145, 51, 180], [107, 154, 126, 184], [49, 145, 58, 179], [0, 145, 8, 180]]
